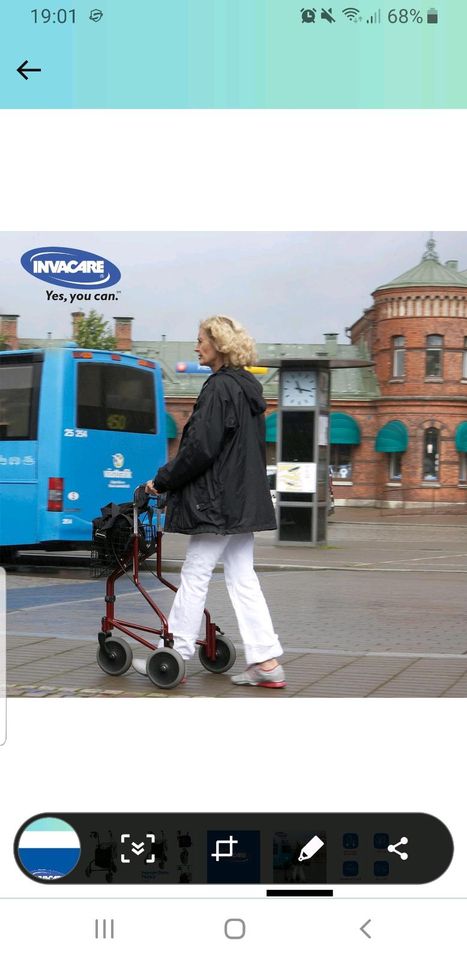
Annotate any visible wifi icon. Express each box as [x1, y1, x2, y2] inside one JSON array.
[[342, 6, 360, 19]]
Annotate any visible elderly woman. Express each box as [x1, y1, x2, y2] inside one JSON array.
[[134, 315, 285, 688]]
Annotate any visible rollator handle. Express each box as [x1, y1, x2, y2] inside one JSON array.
[[134, 484, 150, 510], [134, 485, 167, 511]]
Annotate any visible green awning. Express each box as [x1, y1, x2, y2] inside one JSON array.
[[375, 420, 408, 453], [330, 412, 361, 445], [166, 412, 178, 439], [265, 411, 277, 442], [455, 422, 467, 452]]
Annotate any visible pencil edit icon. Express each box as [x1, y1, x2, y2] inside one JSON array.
[[298, 835, 325, 862]]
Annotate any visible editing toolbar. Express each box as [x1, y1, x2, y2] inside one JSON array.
[[14, 813, 453, 885]]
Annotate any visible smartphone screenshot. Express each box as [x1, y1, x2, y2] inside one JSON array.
[[0, 3, 466, 957]]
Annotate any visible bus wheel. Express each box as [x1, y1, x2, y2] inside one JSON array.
[[199, 636, 236, 674], [146, 649, 185, 689], [96, 637, 133, 676]]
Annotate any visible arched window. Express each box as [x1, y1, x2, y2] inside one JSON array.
[[423, 427, 440, 481], [463, 337, 467, 379]]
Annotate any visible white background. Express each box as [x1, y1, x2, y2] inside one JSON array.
[[0, 109, 466, 954]]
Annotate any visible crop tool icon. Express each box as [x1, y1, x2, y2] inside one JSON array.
[[211, 836, 238, 861]]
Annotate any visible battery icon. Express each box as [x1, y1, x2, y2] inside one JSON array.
[[427, 8, 438, 23]]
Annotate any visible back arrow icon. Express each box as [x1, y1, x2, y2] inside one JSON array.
[[17, 60, 42, 80], [360, 919, 372, 939]]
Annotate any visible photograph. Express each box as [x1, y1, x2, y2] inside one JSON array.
[[2, 230, 466, 699]]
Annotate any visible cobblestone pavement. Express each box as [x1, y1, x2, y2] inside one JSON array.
[[5, 515, 467, 697]]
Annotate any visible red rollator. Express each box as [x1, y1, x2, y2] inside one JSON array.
[[91, 485, 236, 689]]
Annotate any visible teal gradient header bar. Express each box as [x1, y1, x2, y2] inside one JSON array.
[[0, 1, 464, 108]]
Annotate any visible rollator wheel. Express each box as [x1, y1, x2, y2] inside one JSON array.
[[198, 635, 236, 674], [146, 648, 186, 689], [96, 637, 133, 676]]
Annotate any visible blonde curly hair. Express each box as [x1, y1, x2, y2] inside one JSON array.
[[200, 315, 258, 368]]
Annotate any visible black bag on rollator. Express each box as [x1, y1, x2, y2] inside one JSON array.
[[90, 488, 159, 577]]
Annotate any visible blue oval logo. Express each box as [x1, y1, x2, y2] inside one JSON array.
[[21, 246, 121, 290]]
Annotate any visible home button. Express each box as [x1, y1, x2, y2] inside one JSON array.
[[224, 919, 246, 940]]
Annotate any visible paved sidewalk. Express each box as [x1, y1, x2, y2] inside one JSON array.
[[6, 510, 467, 697], [6, 644, 467, 698]]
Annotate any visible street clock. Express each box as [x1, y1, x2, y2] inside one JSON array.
[[281, 370, 317, 407], [262, 360, 330, 545], [260, 355, 373, 546]]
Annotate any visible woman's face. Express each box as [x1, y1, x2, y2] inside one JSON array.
[[195, 327, 223, 371]]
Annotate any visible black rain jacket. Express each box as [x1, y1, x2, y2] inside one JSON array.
[[154, 367, 277, 535]]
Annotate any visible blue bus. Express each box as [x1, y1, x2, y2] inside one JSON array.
[[0, 347, 167, 555]]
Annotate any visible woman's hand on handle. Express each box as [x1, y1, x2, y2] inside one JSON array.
[[145, 480, 159, 496]]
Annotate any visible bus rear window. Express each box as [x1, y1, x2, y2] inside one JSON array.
[[76, 363, 156, 434], [0, 357, 42, 440]]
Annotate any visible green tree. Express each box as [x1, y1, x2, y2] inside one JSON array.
[[75, 310, 117, 350], [0, 336, 10, 351]]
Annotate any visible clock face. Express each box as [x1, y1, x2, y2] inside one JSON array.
[[281, 370, 317, 407]]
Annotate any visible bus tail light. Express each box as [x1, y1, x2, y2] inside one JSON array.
[[47, 477, 64, 511]]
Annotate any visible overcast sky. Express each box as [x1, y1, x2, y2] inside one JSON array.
[[1, 231, 467, 343]]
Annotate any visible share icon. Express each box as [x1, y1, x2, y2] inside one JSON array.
[[387, 836, 409, 861]]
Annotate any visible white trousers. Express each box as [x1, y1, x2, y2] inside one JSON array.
[[164, 533, 283, 665]]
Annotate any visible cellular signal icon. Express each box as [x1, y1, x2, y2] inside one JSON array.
[[342, 7, 360, 19], [367, 8, 381, 22]]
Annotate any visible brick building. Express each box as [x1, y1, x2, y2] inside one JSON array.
[[340, 238, 467, 509]]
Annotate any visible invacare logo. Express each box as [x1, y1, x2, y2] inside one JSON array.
[[21, 246, 121, 290]]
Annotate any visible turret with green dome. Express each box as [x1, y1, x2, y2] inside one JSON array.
[[375, 237, 467, 291]]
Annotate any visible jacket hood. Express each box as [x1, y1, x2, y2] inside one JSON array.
[[219, 366, 267, 415]]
